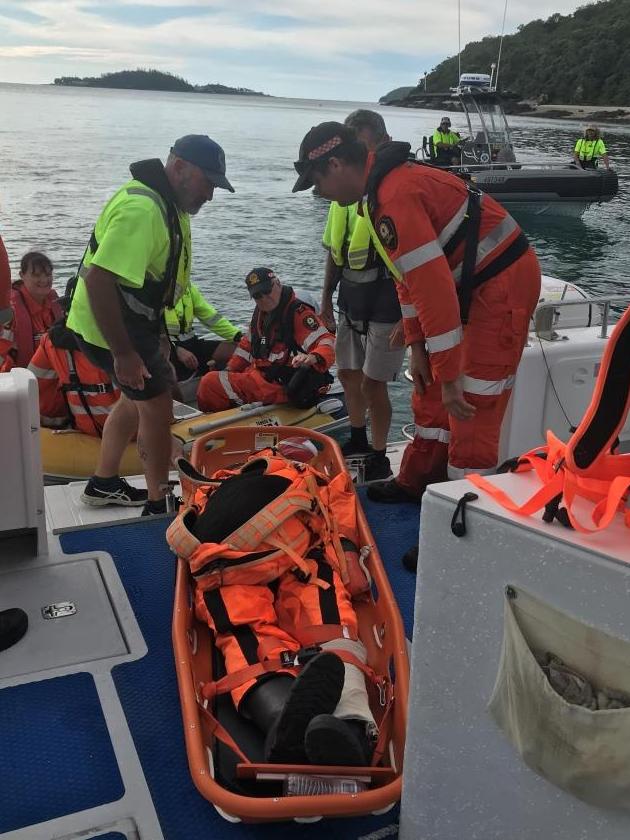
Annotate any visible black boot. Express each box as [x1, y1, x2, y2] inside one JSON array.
[[401, 544, 419, 573], [0, 608, 28, 653], [241, 652, 345, 764], [304, 715, 374, 766]]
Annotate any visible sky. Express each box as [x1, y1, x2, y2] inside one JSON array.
[[0, 0, 592, 100]]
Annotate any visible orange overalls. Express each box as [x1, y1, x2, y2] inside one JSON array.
[[167, 452, 364, 709], [28, 333, 119, 435], [197, 289, 335, 413], [365, 150, 541, 493], [2, 283, 64, 371]]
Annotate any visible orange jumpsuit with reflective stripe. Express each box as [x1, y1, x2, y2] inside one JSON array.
[[28, 333, 119, 435], [372, 161, 541, 491], [197, 292, 335, 412], [0, 236, 13, 370], [169, 454, 360, 709]]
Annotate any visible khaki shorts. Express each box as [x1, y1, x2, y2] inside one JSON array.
[[336, 317, 405, 383]]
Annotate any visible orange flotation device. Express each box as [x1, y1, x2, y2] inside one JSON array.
[[469, 304, 630, 533], [167, 451, 372, 598]]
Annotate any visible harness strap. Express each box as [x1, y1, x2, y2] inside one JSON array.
[[61, 350, 103, 437], [197, 701, 252, 764], [454, 188, 482, 325]]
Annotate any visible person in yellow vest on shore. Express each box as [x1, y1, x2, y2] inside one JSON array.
[[432, 116, 462, 167], [320, 110, 404, 483], [574, 125, 610, 170]]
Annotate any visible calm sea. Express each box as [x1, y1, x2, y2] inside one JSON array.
[[1, 83, 629, 435]]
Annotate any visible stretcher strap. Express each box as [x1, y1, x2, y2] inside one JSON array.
[[198, 651, 394, 768], [197, 699, 252, 765]]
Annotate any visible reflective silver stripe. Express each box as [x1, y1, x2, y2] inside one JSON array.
[[347, 250, 371, 270], [204, 312, 223, 327], [119, 289, 158, 321], [70, 405, 112, 416], [78, 264, 89, 280], [438, 196, 471, 246], [28, 363, 57, 379], [452, 216, 519, 281], [41, 415, 67, 427], [126, 186, 168, 227], [401, 303, 417, 318], [462, 374, 516, 396], [415, 424, 450, 444], [234, 347, 252, 362], [342, 267, 380, 283], [317, 338, 335, 350], [447, 464, 496, 480], [425, 326, 462, 354], [267, 351, 287, 363], [302, 325, 329, 351], [218, 369, 243, 405], [394, 240, 443, 274], [176, 331, 196, 342]]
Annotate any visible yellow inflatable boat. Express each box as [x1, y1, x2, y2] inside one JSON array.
[[41, 395, 348, 483]]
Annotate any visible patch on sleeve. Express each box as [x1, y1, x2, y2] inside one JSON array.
[[303, 314, 319, 331], [377, 216, 398, 251]]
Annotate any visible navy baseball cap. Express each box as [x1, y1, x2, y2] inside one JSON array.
[[171, 134, 235, 192], [245, 267, 277, 297]]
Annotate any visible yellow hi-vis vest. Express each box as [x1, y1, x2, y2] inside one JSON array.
[[323, 202, 372, 271]]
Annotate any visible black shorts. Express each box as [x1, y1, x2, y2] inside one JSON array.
[[170, 335, 221, 380], [73, 332, 174, 401]]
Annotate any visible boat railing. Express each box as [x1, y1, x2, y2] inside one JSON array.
[[534, 296, 630, 341]]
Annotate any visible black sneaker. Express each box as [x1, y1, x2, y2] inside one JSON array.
[[81, 476, 148, 507], [304, 715, 374, 766], [141, 496, 181, 517], [341, 439, 374, 458], [363, 454, 393, 484], [0, 608, 28, 652], [366, 478, 420, 504]]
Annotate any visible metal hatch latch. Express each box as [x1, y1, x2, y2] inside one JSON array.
[[41, 601, 77, 620]]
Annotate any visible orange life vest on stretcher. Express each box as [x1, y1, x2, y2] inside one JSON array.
[[167, 450, 372, 596], [469, 304, 630, 533]]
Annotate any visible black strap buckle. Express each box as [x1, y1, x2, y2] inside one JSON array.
[[95, 382, 109, 394], [280, 645, 322, 668]]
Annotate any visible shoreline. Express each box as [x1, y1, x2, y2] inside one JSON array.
[[523, 103, 630, 124]]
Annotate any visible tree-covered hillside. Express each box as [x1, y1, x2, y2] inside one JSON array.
[[54, 69, 266, 96], [421, 0, 630, 105]]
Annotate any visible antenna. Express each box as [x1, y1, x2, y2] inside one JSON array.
[[458, 0, 462, 85], [495, 0, 508, 91]]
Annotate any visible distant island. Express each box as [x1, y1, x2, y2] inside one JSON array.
[[54, 68, 267, 97], [380, 0, 630, 119]]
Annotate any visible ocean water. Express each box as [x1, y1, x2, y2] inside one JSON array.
[[1, 82, 629, 435]]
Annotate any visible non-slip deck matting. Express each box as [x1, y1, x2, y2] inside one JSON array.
[[53, 498, 418, 840]]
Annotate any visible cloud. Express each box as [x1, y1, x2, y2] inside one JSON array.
[[0, 0, 597, 98]]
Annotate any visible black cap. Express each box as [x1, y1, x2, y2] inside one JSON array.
[[171, 134, 235, 192], [245, 267, 278, 297], [292, 121, 357, 193]]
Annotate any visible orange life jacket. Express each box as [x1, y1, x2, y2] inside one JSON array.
[[167, 450, 372, 596], [469, 305, 630, 533]]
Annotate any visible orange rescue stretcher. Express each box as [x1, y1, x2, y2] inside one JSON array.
[[171, 425, 409, 823]]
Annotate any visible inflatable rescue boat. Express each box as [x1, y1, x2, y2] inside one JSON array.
[[41, 393, 348, 483]]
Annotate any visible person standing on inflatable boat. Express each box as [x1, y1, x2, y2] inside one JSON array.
[[67, 135, 235, 516], [292, 122, 541, 512]]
